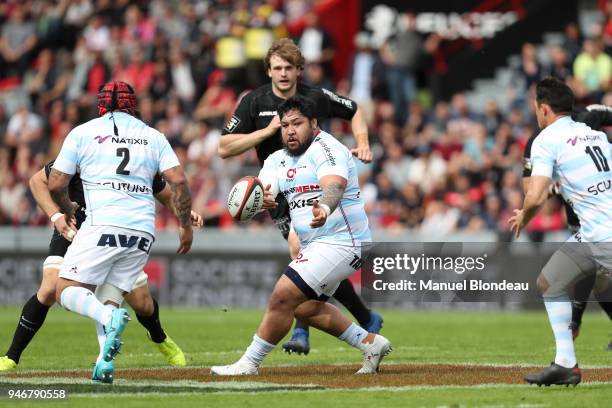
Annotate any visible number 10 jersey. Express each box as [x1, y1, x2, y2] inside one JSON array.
[[531, 116, 612, 242]]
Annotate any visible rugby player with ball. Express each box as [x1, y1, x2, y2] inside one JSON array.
[[212, 96, 391, 375]]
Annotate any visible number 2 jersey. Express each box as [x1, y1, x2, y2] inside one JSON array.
[[53, 111, 180, 236], [44, 160, 166, 229], [259, 130, 371, 247], [531, 116, 612, 242]]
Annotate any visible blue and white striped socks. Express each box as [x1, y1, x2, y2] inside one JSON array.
[[242, 334, 275, 367], [544, 294, 577, 368], [60, 286, 113, 327], [338, 323, 369, 352]]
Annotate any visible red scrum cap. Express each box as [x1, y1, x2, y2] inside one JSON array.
[[97, 80, 137, 117]]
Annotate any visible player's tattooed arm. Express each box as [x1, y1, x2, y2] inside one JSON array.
[[311, 175, 347, 228], [162, 166, 192, 227], [48, 168, 77, 218], [162, 166, 193, 254], [154, 185, 203, 228], [171, 183, 192, 227], [318, 175, 348, 214]]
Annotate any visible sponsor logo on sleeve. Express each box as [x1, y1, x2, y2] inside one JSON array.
[[224, 115, 241, 133], [317, 139, 336, 166], [322, 88, 354, 110]]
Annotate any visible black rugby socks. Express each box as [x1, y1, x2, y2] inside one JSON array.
[[136, 299, 167, 343], [5, 294, 50, 364], [333, 279, 371, 327]]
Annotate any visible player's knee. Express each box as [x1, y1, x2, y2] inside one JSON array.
[[125, 273, 153, 315], [267, 292, 289, 311], [294, 300, 322, 319], [268, 289, 296, 312], [536, 274, 550, 294], [40, 258, 62, 305], [294, 303, 309, 319], [38, 278, 58, 305]]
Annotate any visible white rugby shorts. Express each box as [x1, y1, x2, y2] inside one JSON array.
[[59, 224, 154, 292], [288, 241, 365, 298]]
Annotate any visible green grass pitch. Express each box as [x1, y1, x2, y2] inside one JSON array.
[[1, 306, 611, 407]]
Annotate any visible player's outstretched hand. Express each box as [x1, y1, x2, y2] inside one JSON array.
[[507, 209, 525, 239], [190, 211, 203, 228], [350, 145, 373, 163], [177, 226, 193, 254], [310, 201, 328, 228], [263, 184, 278, 210]]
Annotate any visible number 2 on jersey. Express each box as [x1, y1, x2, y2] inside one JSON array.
[[585, 146, 610, 172], [116, 147, 130, 175]]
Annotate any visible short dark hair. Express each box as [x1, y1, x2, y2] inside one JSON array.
[[535, 77, 574, 114], [277, 95, 316, 121]]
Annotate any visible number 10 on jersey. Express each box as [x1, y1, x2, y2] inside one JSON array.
[[585, 146, 610, 172]]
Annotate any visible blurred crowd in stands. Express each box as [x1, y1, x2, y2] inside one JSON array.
[[0, 0, 610, 240]]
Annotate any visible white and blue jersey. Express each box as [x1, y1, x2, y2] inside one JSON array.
[[260, 130, 371, 247], [531, 116, 612, 242], [53, 112, 180, 236]]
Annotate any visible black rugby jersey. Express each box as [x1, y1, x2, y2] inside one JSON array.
[[222, 82, 358, 164]]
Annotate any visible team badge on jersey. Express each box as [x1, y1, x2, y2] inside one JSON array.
[[224, 115, 241, 133]]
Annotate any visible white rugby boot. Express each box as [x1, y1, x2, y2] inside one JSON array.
[[356, 334, 392, 374], [210, 356, 259, 376]]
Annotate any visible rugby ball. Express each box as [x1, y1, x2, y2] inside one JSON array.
[[227, 176, 264, 221]]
